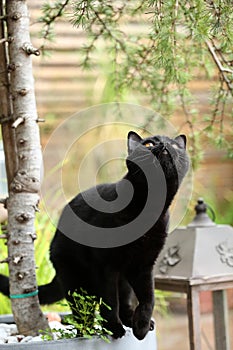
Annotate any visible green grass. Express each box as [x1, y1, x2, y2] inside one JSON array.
[[0, 221, 11, 314]]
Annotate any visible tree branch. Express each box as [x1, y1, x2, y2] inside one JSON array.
[[12, 116, 24, 128], [39, 0, 70, 51], [206, 40, 233, 95]]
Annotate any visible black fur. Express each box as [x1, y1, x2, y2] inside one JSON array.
[[0, 131, 189, 340]]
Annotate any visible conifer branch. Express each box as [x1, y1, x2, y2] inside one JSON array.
[[39, 0, 70, 51], [38, 0, 233, 160], [206, 40, 233, 96]]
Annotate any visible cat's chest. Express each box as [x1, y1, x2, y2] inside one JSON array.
[[112, 217, 168, 269]]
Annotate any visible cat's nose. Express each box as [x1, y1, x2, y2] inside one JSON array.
[[161, 142, 168, 155], [151, 142, 168, 156]]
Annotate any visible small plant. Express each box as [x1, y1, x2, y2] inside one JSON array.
[[63, 289, 113, 342], [40, 289, 113, 343], [41, 289, 112, 342], [40, 326, 77, 341]]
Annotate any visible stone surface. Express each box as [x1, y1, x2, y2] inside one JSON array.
[[0, 319, 157, 350], [0, 320, 77, 344]]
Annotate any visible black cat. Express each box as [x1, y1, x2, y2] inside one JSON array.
[[0, 131, 189, 340]]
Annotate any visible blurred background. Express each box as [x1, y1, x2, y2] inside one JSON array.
[[0, 1, 232, 349]]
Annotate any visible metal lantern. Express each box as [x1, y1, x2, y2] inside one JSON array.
[[154, 198, 233, 350]]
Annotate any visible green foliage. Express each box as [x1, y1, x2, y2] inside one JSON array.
[[39, 0, 70, 52], [39, 289, 113, 342], [154, 290, 169, 317], [61, 289, 113, 342], [181, 189, 233, 227], [0, 220, 10, 313], [206, 191, 233, 226], [38, 0, 233, 167], [0, 212, 62, 314], [40, 326, 77, 341]]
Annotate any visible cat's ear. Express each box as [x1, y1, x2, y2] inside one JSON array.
[[127, 131, 142, 154], [174, 135, 187, 149]]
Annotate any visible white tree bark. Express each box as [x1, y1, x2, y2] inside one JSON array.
[[0, 1, 17, 186], [4, 0, 49, 335]]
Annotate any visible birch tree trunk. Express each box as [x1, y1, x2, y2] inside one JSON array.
[[1, 0, 49, 335], [0, 1, 17, 186]]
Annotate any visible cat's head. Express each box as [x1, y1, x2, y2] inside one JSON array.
[[127, 131, 189, 184]]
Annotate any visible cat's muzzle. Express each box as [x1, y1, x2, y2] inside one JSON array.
[[152, 143, 169, 156]]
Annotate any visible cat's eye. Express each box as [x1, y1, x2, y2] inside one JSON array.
[[144, 142, 154, 148], [172, 144, 179, 150]]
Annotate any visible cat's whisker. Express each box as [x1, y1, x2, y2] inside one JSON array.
[[176, 153, 188, 159], [133, 152, 151, 160]]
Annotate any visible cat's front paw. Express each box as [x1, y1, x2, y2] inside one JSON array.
[[132, 306, 152, 340], [109, 322, 126, 339], [133, 318, 154, 340], [133, 318, 150, 340]]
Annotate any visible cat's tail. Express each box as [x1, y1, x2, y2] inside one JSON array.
[[0, 274, 64, 305], [38, 276, 64, 304], [0, 274, 9, 297]]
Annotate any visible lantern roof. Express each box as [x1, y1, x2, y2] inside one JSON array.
[[154, 198, 233, 280]]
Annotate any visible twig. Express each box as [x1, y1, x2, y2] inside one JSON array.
[[179, 90, 197, 159], [22, 42, 40, 56], [40, 0, 70, 51], [206, 40, 233, 95], [36, 118, 45, 123], [206, 40, 232, 74], [0, 37, 6, 44], [0, 258, 9, 264], [211, 76, 224, 125], [0, 37, 13, 44], [0, 197, 7, 204], [12, 116, 24, 128], [91, 6, 126, 52]]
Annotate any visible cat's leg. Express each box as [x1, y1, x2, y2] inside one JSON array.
[[127, 267, 155, 340], [118, 276, 136, 328], [97, 269, 126, 339]]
